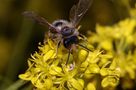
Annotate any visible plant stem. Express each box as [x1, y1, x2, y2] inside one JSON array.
[[5, 80, 28, 90]]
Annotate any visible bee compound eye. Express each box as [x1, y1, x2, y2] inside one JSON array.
[[63, 27, 69, 32], [61, 27, 74, 36]]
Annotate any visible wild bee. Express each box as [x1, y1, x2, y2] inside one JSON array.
[[23, 0, 93, 64]]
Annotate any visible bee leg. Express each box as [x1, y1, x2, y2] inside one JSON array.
[[66, 49, 71, 65], [79, 34, 87, 41], [78, 43, 92, 52], [55, 40, 61, 57]]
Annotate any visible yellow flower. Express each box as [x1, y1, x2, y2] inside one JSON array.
[[88, 17, 136, 89], [19, 37, 119, 89]]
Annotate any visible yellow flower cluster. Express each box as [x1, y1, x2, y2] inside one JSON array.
[[19, 17, 136, 90], [19, 38, 120, 89], [88, 18, 136, 89]]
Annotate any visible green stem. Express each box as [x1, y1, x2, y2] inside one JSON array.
[[5, 80, 28, 90]]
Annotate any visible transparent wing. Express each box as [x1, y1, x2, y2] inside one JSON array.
[[69, 0, 93, 27], [23, 11, 58, 33]]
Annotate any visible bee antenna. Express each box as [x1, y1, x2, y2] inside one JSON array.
[[78, 43, 92, 52]]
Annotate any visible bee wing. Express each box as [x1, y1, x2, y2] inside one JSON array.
[[69, 0, 93, 27], [23, 11, 58, 33]]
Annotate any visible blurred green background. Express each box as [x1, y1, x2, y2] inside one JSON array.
[[0, 0, 135, 89]]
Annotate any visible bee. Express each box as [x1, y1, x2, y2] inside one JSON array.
[[23, 0, 93, 64]]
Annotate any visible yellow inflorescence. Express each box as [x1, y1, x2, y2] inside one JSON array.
[[19, 13, 136, 90], [19, 37, 120, 89], [88, 18, 136, 89]]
